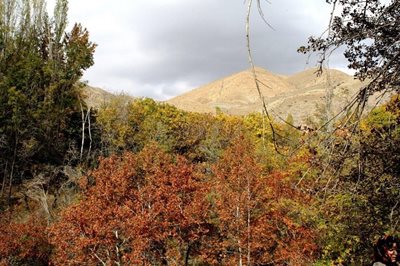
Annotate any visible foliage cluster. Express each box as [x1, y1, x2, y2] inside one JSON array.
[[48, 137, 317, 265], [0, 0, 96, 208], [0, 214, 50, 265], [312, 95, 400, 265], [299, 0, 399, 99]]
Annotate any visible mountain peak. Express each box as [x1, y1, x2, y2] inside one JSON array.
[[166, 67, 364, 123]]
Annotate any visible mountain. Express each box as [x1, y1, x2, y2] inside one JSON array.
[[166, 67, 368, 123]]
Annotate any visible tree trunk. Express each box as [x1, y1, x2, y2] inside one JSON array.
[[184, 243, 191, 266], [8, 144, 17, 205], [87, 107, 92, 161], [79, 99, 85, 161], [1, 162, 7, 198], [236, 205, 243, 266], [247, 176, 251, 266]]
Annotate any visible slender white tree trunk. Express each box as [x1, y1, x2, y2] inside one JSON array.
[[87, 107, 92, 160], [236, 205, 243, 266], [247, 175, 251, 266], [8, 142, 17, 204], [79, 99, 85, 161]]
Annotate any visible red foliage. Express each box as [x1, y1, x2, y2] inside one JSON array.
[[0, 213, 51, 265], [49, 143, 210, 265], [261, 171, 318, 265], [49, 139, 317, 265], [208, 136, 317, 265]]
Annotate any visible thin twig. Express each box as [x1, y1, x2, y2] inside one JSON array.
[[246, 0, 283, 155]]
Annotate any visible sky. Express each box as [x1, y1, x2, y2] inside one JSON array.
[[48, 0, 351, 100]]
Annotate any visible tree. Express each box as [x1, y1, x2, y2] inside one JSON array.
[[296, 2, 400, 261], [96, 97, 247, 165], [96, 96, 136, 154], [0, 0, 96, 205], [50, 143, 210, 265], [315, 95, 400, 264], [299, 0, 399, 106], [0, 213, 51, 265], [209, 136, 317, 265]]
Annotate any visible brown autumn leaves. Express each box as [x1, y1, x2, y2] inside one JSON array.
[[46, 138, 316, 265], [0, 135, 317, 265]]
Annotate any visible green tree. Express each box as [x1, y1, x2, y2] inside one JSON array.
[[314, 95, 400, 264], [297, 2, 400, 261], [0, 0, 96, 205]]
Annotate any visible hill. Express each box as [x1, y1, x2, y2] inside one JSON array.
[[82, 85, 135, 108], [166, 67, 368, 123]]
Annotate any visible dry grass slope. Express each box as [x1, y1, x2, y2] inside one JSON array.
[[166, 67, 372, 124], [82, 85, 135, 108]]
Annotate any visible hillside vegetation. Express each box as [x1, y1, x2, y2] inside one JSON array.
[[0, 0, 399, 265]]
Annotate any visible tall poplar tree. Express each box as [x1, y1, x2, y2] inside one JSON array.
[[0, 0, 96, 204]]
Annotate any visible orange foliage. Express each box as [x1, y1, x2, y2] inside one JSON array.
[[0, 138, 318, 265], [208, 136, 317, 265], [0, 214, 50, 265], [262, 171, 318, 265], [49, 143, 210, 265]]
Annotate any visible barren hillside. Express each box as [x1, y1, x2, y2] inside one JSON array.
[[167, 67, 367, 123], [82, 85, 135, 108]]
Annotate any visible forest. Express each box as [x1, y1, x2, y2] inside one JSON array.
[[0, 0, 399, 265]]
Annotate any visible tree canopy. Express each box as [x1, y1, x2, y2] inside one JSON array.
[[0, 0, 96, 205], [299, 0, 399, 103]]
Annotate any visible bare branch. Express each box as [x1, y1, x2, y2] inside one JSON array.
[[246, 0, 284, 155]]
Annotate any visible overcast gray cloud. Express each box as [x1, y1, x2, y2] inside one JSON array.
[[47, 0, 350, 100]]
